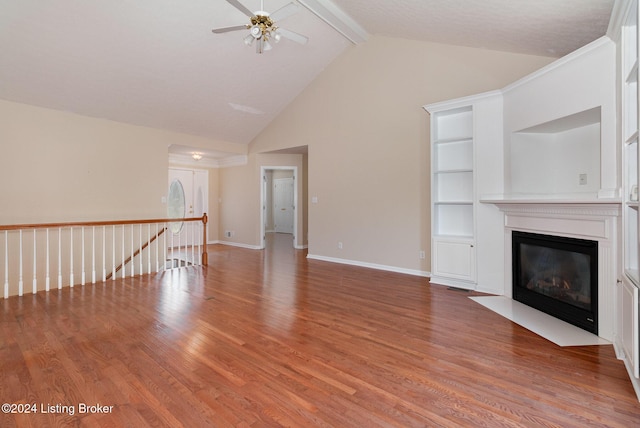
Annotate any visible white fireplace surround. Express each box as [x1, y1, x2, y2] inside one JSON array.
[[485, 199, 621, 342]]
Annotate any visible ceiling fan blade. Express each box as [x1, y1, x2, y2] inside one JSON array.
[[277, 28, 308, 45], [212, 24, 248, 34], [269, 2, 301, 22], [225, 0, 254, 18]]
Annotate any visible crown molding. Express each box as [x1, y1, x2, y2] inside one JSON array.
[[297, 0, 368, 44], [607, 0, 633, 41]]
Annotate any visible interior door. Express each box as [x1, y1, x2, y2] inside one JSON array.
[[273, 177, 294, 234]]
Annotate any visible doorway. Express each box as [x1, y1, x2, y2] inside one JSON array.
[[260, 166, 297, 249], [168, 167, 208, 245]]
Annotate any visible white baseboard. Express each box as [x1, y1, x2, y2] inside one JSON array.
[[209, 240, 308, 251], [306, 254, 430, 278], [212, 240, 262, 250]]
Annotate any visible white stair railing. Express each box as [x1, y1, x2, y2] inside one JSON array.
[[0, 214, 208, 299]]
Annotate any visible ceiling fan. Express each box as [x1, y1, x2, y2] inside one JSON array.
[[212, 0, 309, 54]]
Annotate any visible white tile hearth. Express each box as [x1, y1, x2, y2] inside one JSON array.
[[469, 296, 610, 347]]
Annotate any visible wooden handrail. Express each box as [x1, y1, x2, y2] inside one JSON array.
[[0, 215, 207, 231]]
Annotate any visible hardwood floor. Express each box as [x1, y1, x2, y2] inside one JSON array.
[[1, 233, 639, 427]]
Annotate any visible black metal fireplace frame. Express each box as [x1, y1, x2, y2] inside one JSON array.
[[512, 231, 598, 334]]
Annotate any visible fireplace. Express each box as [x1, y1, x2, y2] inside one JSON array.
[[512, 231, 598, 334]]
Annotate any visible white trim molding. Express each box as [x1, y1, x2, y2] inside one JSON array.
[[214, 240, 262, 250], [307, 254, 430, 278]]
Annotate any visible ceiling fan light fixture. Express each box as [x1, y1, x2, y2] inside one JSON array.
[[243, 33, 255, 46], [250, 25, 262, 39], [213, 1, 309, 54]]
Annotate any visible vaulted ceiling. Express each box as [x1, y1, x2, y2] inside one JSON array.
[[0, 0, 615, 160]]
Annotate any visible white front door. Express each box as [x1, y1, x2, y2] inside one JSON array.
[[273, 177, 294, 234], [168, 168, 208, 245]]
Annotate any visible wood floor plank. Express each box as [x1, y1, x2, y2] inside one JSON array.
[[0, 233, 639, 427]]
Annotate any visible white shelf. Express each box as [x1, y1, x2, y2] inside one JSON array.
[[434, 204, 473, 237], [433, 137, 473, 145], [434, 168, 473, 174], [434, 201, 473, 205], [434, 139, 473, 171], [433, 107, 473, 142], [434, 171, 473, 203]]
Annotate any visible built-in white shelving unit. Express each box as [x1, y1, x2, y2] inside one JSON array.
[[425, 93, 504, 292], [619, 0, 640, 384], [429, 106, 475, 287], [432, 107, 474, 239]]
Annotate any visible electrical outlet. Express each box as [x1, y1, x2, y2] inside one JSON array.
[[419, 250, 426, 260], [225, 231, 233, 238], [338, 242, 343, 249], [579, 173, 587, 185]]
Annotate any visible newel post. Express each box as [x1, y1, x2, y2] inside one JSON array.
[[202, 213, 208, 266]]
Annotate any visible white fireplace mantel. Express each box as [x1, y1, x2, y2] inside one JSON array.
[[481, 197, 621, 341]]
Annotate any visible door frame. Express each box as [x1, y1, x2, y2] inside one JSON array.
[[260, 166, 298, 249]]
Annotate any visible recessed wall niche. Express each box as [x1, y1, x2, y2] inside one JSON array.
[[508, 107, 601, 198]]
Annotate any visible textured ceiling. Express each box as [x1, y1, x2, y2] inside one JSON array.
[[331, 0, 615, 57], [0, 0, 616, 161]]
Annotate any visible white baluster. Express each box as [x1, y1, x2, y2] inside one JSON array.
[[171, 226, 175, 269], [18, 229, 23, 296], [112, 226, 116, 281], [121, 226, 125, 279], [101, 226, 105, 282], [92, 226, 96, 283], [45, 228, 50, 291], [130, 224, 134, 277], [191, 223, 195, 266], [81, 227, 85, 286], [147, 224, 151, 274], [58, 227, 62, 289], [69, 227, 74, 287], [197, 221, 202, 265], [163, 223, 167, 272], [155, 223, 160, 273], [4, 230, 9, 299], [139, 224, 142, 276], [32, 229, 37, 294], [92, 226, 96, 284]]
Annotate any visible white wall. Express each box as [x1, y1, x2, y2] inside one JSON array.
[[248, 36, 553, 273]]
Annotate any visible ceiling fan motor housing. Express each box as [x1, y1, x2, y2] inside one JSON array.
[[250, 14, 276, 39]]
